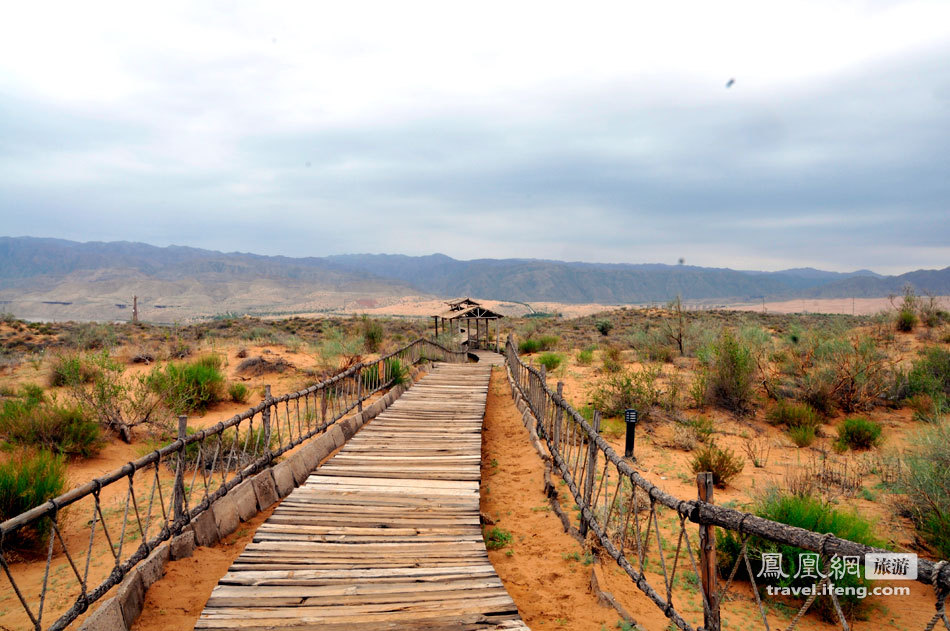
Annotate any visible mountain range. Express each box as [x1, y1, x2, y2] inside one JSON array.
[[1, 237, 947, 321]]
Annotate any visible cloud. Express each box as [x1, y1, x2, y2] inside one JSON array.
[[0, 1, 948, 275]]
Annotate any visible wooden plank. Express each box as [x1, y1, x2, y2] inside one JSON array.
[[197, 359, 527, 630]]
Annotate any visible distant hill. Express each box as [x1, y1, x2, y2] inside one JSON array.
[[0, 237, 421, 321], [1, 237, 947, 320], [324, 254, 947, 303]]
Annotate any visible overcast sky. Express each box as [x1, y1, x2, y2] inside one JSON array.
[[1, 1, 948, 274]]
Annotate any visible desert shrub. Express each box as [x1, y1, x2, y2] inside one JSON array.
[[66, 322, 117, 350], [595, 319, 613, 336], [483, 526, 512, 550], [362, 317, 383, 352], [896, 308, 917, 332], [766, 400, 821, 431], [576, 348, 594, 365], [629, 328, 675, 363], [589, 364, 662, 420], [0, 386, 102, 457], [834, 417, 882, 451], [690, 444, 744, 487], [518, 338, 542, 354], [385, 358, 409, 386], [787, 425, 816, 447], [537, 352, 563, 371], [906, 347, 950, 416], [670, 424, 699, 451], [149, 354, 226, 414], [228, 382, 249, 404], [893, 421, 950, 557], [69, 352, 169, 442], [687, 416, 715, 443], [537, 335, 559, 351], [601, 345, 623, 373], [0, 450, 67, 547], [242, 327, 278, 343], [707, 329, 756, 415], [47, 353, 97, 387], [689, 369, 708, 408], [717, 489, 884, 621]]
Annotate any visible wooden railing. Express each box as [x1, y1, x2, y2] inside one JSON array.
[[0, 338, 466, 630], [504, 335, 950, 631]]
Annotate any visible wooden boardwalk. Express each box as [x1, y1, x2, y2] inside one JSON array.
[[196, 361, 528, 630]]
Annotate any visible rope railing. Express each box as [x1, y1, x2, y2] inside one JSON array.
[[0, 337, 466, 631], [504, 335, 950, 631]]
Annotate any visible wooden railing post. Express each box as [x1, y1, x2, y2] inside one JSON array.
[[697, 472, 720, 631], [580, 410, 600, 537], [553, 382, 564, 452], [173, 415, 187, 523], [357, 363, 364, 412], [538, 366, 547, 428], [262, 385, 272, 457]]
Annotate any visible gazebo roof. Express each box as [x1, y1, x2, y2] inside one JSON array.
[[436, 300, 504, 320]]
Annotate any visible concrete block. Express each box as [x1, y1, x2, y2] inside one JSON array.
[[310, 434, 334, 464], [327, 424, 345, 449], [78, 597, 126, 631], [170, 530, 195, 560], [138, 543, 169, 589], [189, 509, 218, 547], [340, 416, 360, 439], [251, 470, 278, 510], [211, 494, 240, 538], [383, 392, 395, 406], [272, 461, 296, 497], [231, 480, 258, 522], [288, 451, 312, 486], [115, 568, 144, 629]]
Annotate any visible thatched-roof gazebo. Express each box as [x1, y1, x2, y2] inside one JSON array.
[[432, 298, 504, 350]]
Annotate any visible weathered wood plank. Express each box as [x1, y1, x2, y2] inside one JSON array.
[[197, 359, 527, 630]]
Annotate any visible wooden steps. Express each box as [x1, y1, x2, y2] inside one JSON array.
[[196, 359, 528, 630]]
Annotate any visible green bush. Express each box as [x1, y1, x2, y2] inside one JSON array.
[[576, 349, 594, 365], [896, 308, 917, 332], [228, 382, 249, 404], [595, 319, 613, 336], [483, 526, 512, 550], [717, 489, 884, 621], [537, 335, 559, 351], [0, 450, 67, 547], [385, 358, 409, 387], [149, 354, 226, 414], [601, 345, 623, 373], [787, 424, 816, 447], [518, 339, 543, 354], [707, 329, 756, 415], [537, 352, 563, 371], [766, 400, 821, 431], [906, 347, 949, 416], [48, 353, 97, 387], [834, 417, 882, 451], [0, 386, 102, 457], [362, 318, 383, 353], [894, 421, 950, 557], [589, 364, 661, 419], [690, 444, 744, 487]]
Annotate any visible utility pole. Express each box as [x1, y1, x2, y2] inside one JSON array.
[[132, 295, 139, 323]]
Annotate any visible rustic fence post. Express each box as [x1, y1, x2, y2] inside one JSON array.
[[697, 472, 720, 631], [173, 415, 187, 523], [357, 363, 364, 412], [262, 385, 272, 458], [538, 366, 547, 428], [580, 410, 601, 537], [554, 382, 564, 454]]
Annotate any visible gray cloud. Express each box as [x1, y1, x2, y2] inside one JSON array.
[[0, 18, 947, 275]]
